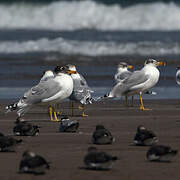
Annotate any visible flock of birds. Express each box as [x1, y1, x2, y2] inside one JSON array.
[[1, 59, 180, 175], [5, 59, 166, 120]]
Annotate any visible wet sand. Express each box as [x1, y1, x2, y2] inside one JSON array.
[[0, 99, 180, 180]]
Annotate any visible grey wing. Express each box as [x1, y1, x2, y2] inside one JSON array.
[[22, 79, 62, 104], [70, 75, 92, 102], [79, 74, 93, 92], [115, 71, 132, 82], [122, 70, 149, 87], [110, 71, 149, 97]]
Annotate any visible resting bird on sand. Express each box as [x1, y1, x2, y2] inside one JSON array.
[[59, 116, 79, 132], [92, 125, 115, 145], [67, 64, 93, 117], [13, 117, 40, 136], [176, 66, 180, 85], [146, 145, 178, 162], [106, 59, 165, 111], [114, 62, 133, 106], [84, 147, 118, 170], [133, 125, 158, 146], [0, 133, 22, 152], [19, 151, 50, 175], [5, 66, 74, 121]]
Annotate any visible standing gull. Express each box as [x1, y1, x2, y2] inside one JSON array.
[[5, 66, 74, 121], [114, 62, 133, 106], [114, 62, 133, 83], [67, 64, 93, 117], [40, 70, 54, 82], [106, 59, 165, 110]]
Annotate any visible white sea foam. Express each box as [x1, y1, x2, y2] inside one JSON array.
[[0, 1, 180, 30], [0, 38, 180, 56]]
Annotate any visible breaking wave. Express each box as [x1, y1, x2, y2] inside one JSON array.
[[0, 1, 180, 31]]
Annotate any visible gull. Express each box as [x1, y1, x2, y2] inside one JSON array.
[[0, 132, 22, 152], [146, 145, 178, 162], [40, 70, 54, 82], [59, 116, 79, 132], [114, 62, 133, 106], [91, 125, 115, 145], [19, 151, 50, 175], [176, 66, 180, 85], [13, 117, 40, 136], [133, 125, 158, 146], [67, 64, 93, 117], [107, 59, 165, 110], [114, 62, 133, 83], [5, 66, 74, 121], [83, 147, 118, 170]]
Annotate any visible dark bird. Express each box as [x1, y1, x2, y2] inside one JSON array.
[[13, 117, 40, 136], [0, 132, 22, 152], [92, 125, 115, 145], [133, 125, 158, 146], [19, 151, 50, 175], [146, 145, 178, 162], [84, 147, 118, 170], [59, 116, 79, 132]]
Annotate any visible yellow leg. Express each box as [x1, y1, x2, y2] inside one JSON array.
[[78, 105, 84, 110], [53, 107, 60, 121], [139, 93, 151, 111], [79, 105, 88, 117], [49, 106, 54, 121]]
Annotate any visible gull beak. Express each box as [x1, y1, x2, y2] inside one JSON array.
[[128, 65, 133, 69], [67, 70, 77, 74], [157, 61, 166, 66]]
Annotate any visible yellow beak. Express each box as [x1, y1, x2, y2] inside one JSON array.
[[157, 61, 166, 66], [128, 65, 133, 69], [67, 70, 77, 74]]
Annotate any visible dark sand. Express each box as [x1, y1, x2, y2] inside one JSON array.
[[0, 99, 180, 180]]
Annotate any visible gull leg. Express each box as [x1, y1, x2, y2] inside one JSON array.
[[78, 104, 88, 117], [139, 93, 151, 111], [49, 106, 54, 121], [131, 96, 134, 107], [71, 101, 74, 117], [52, 106, 60, 122], [56, 104, 61, 116], [124, 95, 128, 106]]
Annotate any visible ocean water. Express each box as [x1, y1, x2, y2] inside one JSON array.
[[0, 0, 180, 99]]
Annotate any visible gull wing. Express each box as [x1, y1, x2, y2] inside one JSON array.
[[110, 70, 149, 97], [23, 79, 62, 105], [115, 71, 132, 82]]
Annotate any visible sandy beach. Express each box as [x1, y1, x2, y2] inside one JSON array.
[[0, 99, 180, 180]]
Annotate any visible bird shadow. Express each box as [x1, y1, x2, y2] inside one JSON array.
[[79, 166, 111, 171]]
